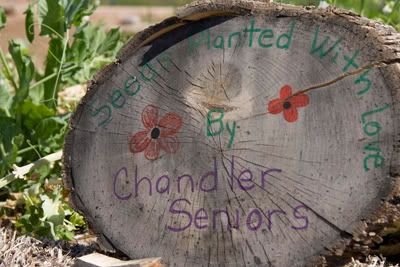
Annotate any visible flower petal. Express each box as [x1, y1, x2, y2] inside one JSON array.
[[145, 140, 160, 160], [268, 99, 284, 114], [159, 112, 182, 137], [142, 105, 159, 129], [129, 131, 151, 153], [280, 85, 292, 100], [283, 107, 298, 122], [291, 93, 309, 108], [159, 137, 180, 154]]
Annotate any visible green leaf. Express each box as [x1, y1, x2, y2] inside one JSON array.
[[66, 24, 122, 84], [0, 117, 21, 153], [8, 41, 24, 78], [70, 39, 87, 63], [0, 117, 23, 176], [47, 221, 57, 239], [16, 206, 45, 234], [72, 24, 106, 59], [8, 41, 35, 109], [35, 115, 69, 154], [0, 77, 11, 115], [20, 101, 55, 130], [38, 0, 65, 37], [97, 28, 121, 55], [25, 5, 35, 43], [28, 83, 45, 104], [69, 212, 85, 227], [63, 0, 97, 27], [35, 116, 68, 141], [43, 38, 64, 109], [0, 7, 6, 30], [75, 55, 112, 82], [41, 194, 64, 226], [33, 163, 51, 183], [55, 224, 74, 240], [25, 182, 43, 206]]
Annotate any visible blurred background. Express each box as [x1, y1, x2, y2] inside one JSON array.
[[1, 0, 399, 68]]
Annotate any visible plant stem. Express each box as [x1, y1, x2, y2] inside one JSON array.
[[359, 0, 365, 16], [49, 30, 70, 110], [387, 0, 400, 25], [17, 146, 38, 155], [0, 47, 18, 91], [4, 108, 11, 117], [0, 143, 6, 159], [30, 65, 78, 90], [0, 151, 63, 188]]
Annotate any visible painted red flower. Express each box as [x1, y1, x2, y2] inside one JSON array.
[[267, 85, 309, 122], [129, 105, 182, 160]]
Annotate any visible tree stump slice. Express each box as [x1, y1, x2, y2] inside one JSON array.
[[64, 1, 400, 266]]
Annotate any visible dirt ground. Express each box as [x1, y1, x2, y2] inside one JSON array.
[[0, 0, 174, 67], [0, 223, 398, 266]]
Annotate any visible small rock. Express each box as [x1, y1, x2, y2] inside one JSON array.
[[362, 239, 372, 245], [361, 231, 367, 236], [120, 16, 141, 26], [333, 248, 344, 256], [372, 235, 383, 244], [377, 218, 386, 223]]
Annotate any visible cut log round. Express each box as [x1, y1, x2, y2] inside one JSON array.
[[64, 1, 400, 266]]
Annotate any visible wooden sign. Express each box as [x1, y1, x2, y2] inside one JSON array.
[[64, 1, 400, 266]]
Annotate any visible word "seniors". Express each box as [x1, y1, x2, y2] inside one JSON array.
[[167, 199, 309, 232]]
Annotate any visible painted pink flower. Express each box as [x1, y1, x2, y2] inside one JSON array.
[[268, 85, 309, 122], [129, 105, 182, 160]]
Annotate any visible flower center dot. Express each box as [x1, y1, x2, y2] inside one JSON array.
[[151, 128, 160, 139], [283, 101, 291, 109]]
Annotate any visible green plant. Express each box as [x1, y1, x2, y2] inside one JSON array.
[[0, 1, 124, 240], [103, 0, 399, 30], [100, 0, 191, 6], [14, 162, 86, 240], [278, 0, 400, 30], [325, 0, 399, 30]]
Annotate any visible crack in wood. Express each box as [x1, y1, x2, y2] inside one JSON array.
[[291, 196, 353, 239], [290, 58, 400, 100]]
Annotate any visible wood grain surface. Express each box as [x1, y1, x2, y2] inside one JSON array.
[[64, 1, 400, 266]]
